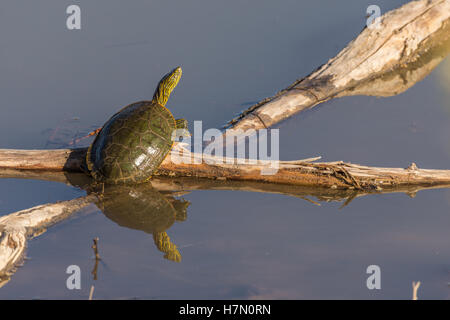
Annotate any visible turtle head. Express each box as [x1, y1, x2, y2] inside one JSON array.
[[152, 66, 182, 106]]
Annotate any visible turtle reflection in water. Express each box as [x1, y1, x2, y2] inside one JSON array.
[[94, 184, 190, 262]]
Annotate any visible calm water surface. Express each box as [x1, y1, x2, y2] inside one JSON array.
[[0, 0, 449, 299]]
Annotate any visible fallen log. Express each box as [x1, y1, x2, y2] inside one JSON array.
[[225, 0, 450, 132], [0, 196, 95, 286], [1, 147, 450, 191]]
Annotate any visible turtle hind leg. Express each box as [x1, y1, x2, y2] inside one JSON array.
[[175, 119, 190, 137], [175, 119, 188, 129]]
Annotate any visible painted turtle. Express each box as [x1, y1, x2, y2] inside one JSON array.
[[85, 67, 188, 184]]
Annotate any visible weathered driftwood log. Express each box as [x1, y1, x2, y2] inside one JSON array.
[[1, 147, 450, 191], [0, 196, 95, 286], [226, 0, 450, 132]]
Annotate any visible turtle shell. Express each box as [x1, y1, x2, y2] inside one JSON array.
[[87, 101, 175, 184]]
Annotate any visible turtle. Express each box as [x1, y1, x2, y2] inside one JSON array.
[[85, 67, 188, 184]]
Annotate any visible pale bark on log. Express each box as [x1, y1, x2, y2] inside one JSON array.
[[0, 196, 95, 285], [225, 0, 450, 132], [1, 147, 450, 191]]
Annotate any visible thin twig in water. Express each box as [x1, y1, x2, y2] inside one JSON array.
[[92, 237, 101, 260], [89, 285, 95, 300], [91, 238, 101, 281], [412, 281, 421, 300]]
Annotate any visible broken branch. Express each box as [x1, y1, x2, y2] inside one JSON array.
[[226, 0, 450, 132]]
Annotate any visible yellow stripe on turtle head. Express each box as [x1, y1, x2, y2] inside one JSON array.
[[153, 66, 182, 107]]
